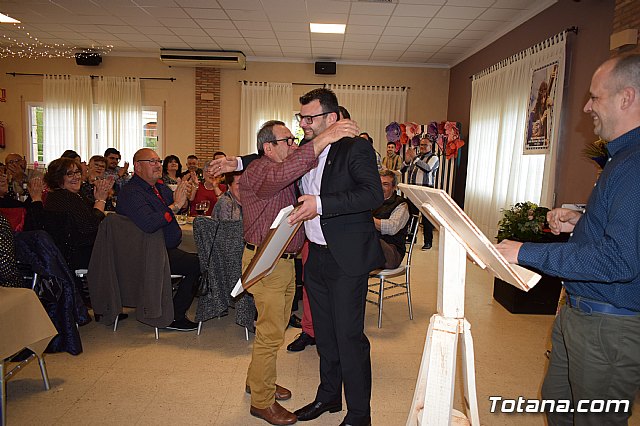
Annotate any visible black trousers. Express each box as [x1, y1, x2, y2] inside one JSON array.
[[167, 247, 199, 320], [408, 200, 434, 244], [304, 243, 371, 422]]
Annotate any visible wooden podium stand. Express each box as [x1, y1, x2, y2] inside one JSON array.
[[399, 184, 541, 426]]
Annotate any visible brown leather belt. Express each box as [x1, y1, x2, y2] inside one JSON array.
[[245, 242, 296, 260]]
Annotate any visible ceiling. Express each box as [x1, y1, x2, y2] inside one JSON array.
[[0, 0, 556, 67]]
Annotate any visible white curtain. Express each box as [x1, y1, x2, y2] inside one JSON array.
[[43, 75, 93, 163], [327, 84, 407, 155], [240, 82, 293, 155], [95, 76, 142, 164], [465, 33, 567, 239]]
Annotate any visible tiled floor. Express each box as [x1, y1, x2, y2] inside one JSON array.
[[5, 232, 639, 425]]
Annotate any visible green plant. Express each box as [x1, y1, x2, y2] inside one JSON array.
[[496, 201, 551, 242]]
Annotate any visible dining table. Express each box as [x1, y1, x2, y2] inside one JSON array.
[[178, 219, 196, 253]]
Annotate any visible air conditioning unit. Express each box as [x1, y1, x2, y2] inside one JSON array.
[[159, 49, 246, 69]]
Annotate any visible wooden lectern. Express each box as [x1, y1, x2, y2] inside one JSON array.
[[399, 184, 541, 426]]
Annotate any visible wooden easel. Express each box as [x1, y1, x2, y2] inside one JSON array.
[[399, 185, 540, 426]]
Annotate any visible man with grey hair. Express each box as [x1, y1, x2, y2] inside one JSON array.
[[373, 169, 410, 269], [239, 119, 359, 425], [498, 54, 640, 425]]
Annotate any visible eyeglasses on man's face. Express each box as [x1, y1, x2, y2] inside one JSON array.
[[271, 137, 299, 147], [136, 158, 163, 165], [65, 170, 82, 178], [295, 111, 333, 124]]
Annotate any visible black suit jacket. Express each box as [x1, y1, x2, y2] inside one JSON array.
[[319, 137, 385, 276]]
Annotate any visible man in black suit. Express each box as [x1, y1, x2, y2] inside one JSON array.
[[289, 89, 384, 426]]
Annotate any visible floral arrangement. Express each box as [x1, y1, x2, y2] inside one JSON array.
[[496, 201, 552, 243], [582, 138, 608, 169]]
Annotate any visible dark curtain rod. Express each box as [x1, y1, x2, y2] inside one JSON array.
[[6, 72, 176, 81], [239, 80, 409, 89]]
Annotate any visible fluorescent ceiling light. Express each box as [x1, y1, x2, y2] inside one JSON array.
[[0, 13, 20, 23], [310, 23, 345, 34]]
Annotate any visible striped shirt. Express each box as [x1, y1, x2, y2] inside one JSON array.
[[404, 153, 439, 187]]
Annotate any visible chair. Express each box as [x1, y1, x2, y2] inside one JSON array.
[[367, 214, 420, 328]]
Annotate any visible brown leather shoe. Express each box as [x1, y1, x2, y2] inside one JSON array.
[[245, 384, 292, 401], [250, 401, 297, 425]]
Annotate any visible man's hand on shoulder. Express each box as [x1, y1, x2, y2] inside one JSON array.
[[312, 119, 360, 156], [288, 195, 318, 225]]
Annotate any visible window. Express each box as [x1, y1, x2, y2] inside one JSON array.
[[26, 103, 163, 164]]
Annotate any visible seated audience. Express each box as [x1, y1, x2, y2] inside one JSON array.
[[185, 154, 204, 182], [117, 148, 200, 331], [1, 166, 45, 231], [373, 170, 410, 269], [162, 154, 183, 186], [43, 158, 112, 270], [4, 153, 32, 199], [80, 155, 116, 211], [212, 171, 242, 221], [61, 149, 88, 180], [190, 160, 227, 216], [103, 148, 130, 194]]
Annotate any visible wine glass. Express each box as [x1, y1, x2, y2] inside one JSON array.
[[195, 200, 210, 216]]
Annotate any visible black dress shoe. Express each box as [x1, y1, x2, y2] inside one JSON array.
[[288, 314, 302, 328], [295, 400, 342, 421], [287, 332, 315, 352], [339, 415, 371, 426]]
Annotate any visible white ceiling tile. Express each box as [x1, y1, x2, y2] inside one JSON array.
[[456, 29, 491, 40], [66, 24, 108, 33], [127, 41, 162, 48], [379, 35, 416, 44], [131, 0, 177, 6], [306, 1, 350, 14], [478, 8, 521, 21], [74, 15, 130, 25], [279, 39, 312, 47], [244, 37, 278, 46], [226, 10, 266, 20], [138, 26, 175, 35], [188, 42, 222, 49], [436, 6, 486, 19], [240, 30, 276, 38], [147, 34, 182, 43], [98, 25, 138, 34], [382, 27, 422, 37], [438, 45, 466, 54], [119, 16, 162, 26], [340, 54, 371, 60], [429, 52, 460, 59], [234, 21, 273, 30], [116, 33, 153, 42], [283, 52, 310, 58], [271, 22, 309, 32], [175, 0, 221, 7], [349, 3, 395, 16], [171, 27, 209, 36], [217, 0, 262, 10], [251, 47, 283, 55], [310, 33, 344, 42], [140, 7, 190, 19], [180, 35, 215, 43], [445, 0, 493, 5], [275, 31, 309, 41], [48, 0, 104, 15], [348, 15, 389, 26], [465, 20, 503, 31], [266, 9, 308, 21], [307, 13, 348, 24], [345, 33, 377, 42], [393, 4, 442, 17], [157, 18, 200, 28], [400, 53, 432, 61], [371, 52, 402, 60], [406, 44, 441, 53], [492, 0, 535, 9], [213, 38, 249, 48], [426, 17, 471, 29], [104, 7, 150, 19], [205, 28, 242, 37], [444, 37, 477, 47], [341, 48, 373, 55], [183, 8, 228, 20], [387, 16, 430, 27], [418, 28, 459, 38], [411, 37, 450, 46], [343, 41, 376, 49], [346, 25, 384, 35], [261, 0, 301, 9], [377, 43, 411, 50], [196, 19, 236, 29], [311, 41, 343, 49], [281, 47, 311, 54]]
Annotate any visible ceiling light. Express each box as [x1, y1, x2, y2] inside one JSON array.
[[0, 13, 20, 23], [310, 23, 346, 34]]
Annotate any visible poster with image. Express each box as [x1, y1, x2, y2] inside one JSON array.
[[524, 62, 558, 154]]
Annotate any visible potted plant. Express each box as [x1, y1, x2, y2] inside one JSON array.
[[493, 201, 566, 314]]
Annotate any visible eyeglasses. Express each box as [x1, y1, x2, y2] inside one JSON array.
[[271, 137, 299, 146], [6, 159, 22, 165], [65, 170, 82, 178], [136, 159, 163, 165], [295, 111, 333, 124]]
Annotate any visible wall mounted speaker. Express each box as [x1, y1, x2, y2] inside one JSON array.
[[315, 61, 336, 75], [75, 52, 102, 66]]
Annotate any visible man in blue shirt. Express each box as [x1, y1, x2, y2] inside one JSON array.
[[498, 55, 640, 425], [117, 148, 200, 331]]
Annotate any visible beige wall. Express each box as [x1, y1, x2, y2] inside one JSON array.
[[0, 56, 449, 163]]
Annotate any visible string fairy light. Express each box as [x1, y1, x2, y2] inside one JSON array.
[[0, 24, 113, 59]]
